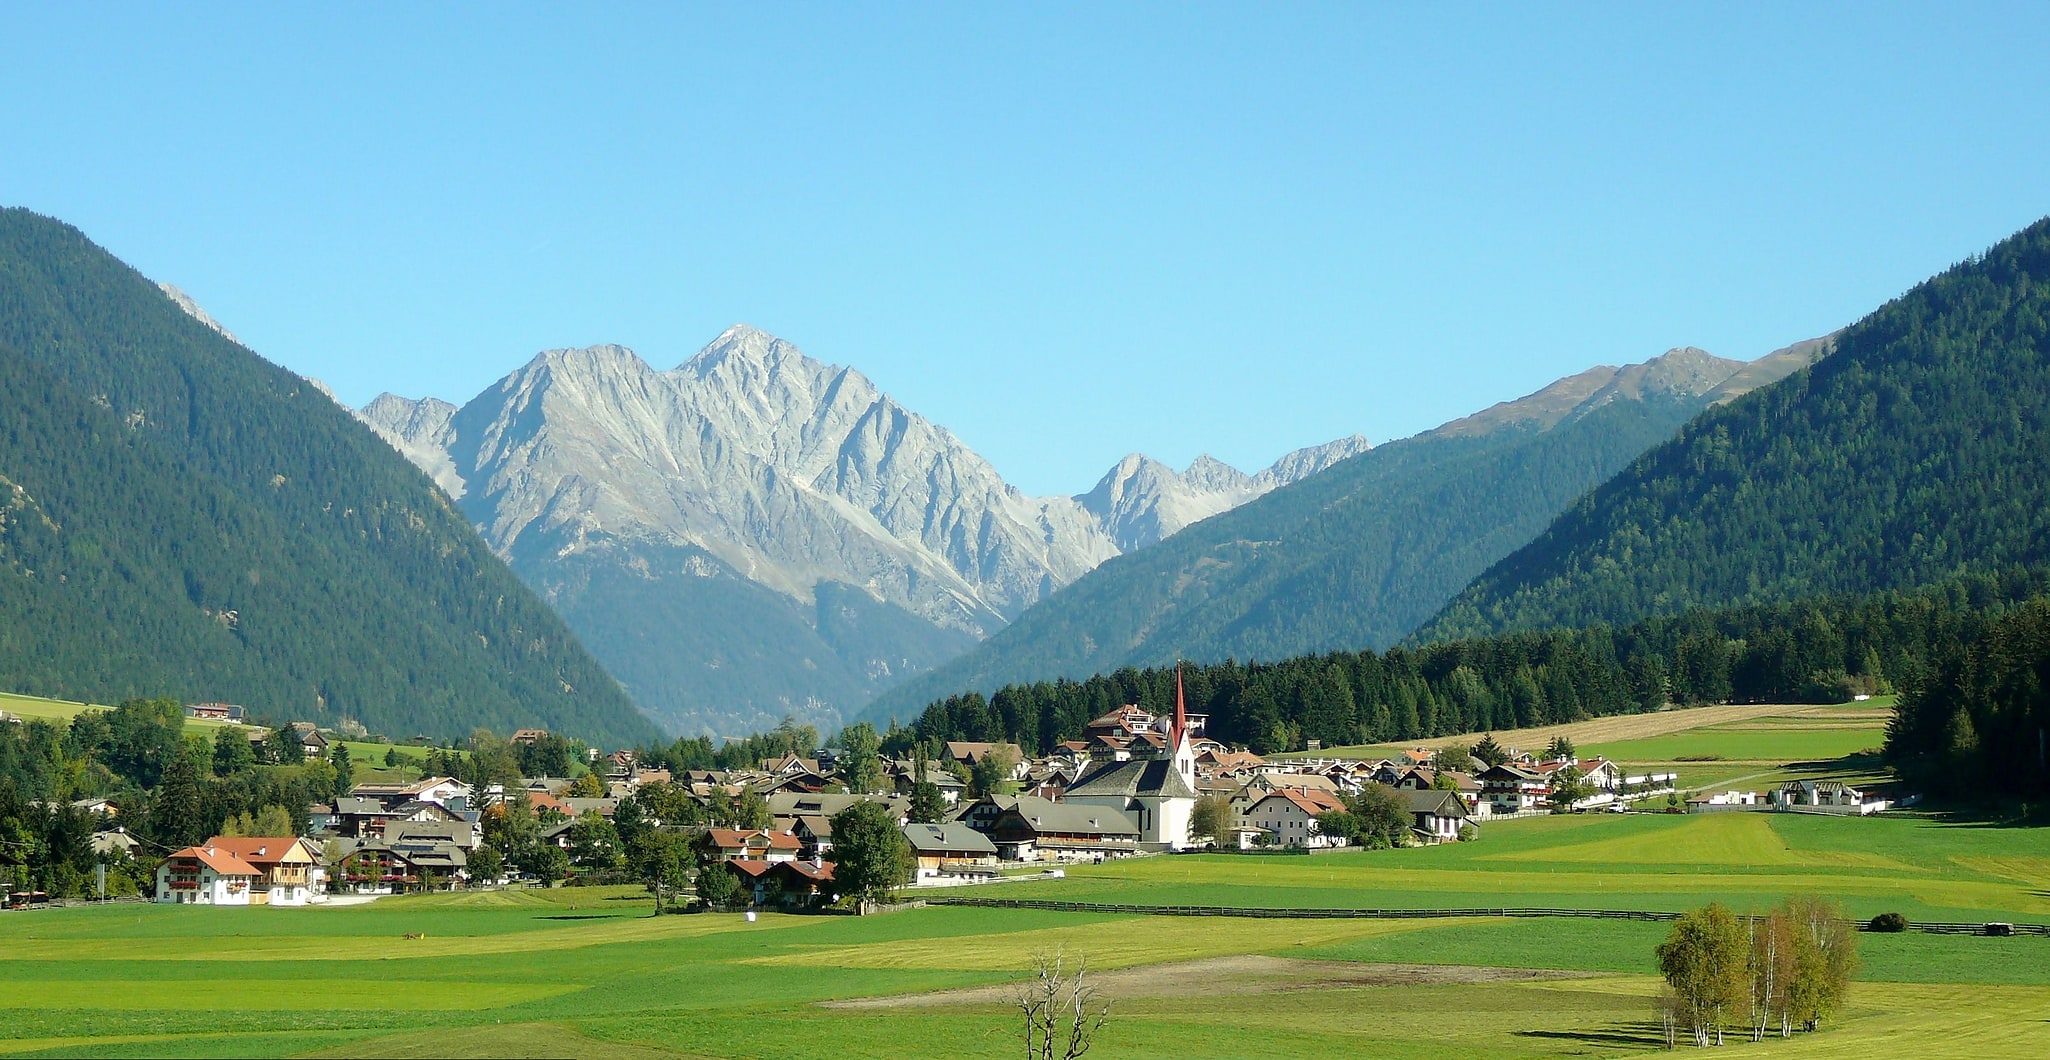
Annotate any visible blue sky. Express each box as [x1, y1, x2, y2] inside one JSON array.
[[4, 4, 2047, 495]]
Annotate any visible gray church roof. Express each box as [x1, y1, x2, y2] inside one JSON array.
[[1064, 758, 1197, 801]]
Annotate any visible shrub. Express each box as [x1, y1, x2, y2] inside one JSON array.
[[1868, 912, 1908, 933]]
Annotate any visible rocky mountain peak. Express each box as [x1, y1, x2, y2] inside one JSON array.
[[1182, 454, 1253, 493]]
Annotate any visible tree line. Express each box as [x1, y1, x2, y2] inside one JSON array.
[[0, 699, 356, 897], [894, 566, 2050, 772]]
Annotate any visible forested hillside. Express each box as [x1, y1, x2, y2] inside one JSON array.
[[1422, 217, 2050, 643], [904, 565, 2050, 766], [860, 346, 1816, 726], [0, 209, 657, 746]]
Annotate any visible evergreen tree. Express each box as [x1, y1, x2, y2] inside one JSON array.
[[149, 753, 207, 847]]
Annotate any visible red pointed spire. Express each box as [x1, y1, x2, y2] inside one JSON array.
[[1174, 662, 1188, 749]]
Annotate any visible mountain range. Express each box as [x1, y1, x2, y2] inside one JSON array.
[[0, 208, 657, 747], [360, 327, 1368, 737], [856, 341, 1826, 726]]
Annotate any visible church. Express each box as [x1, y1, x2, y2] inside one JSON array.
[[1062, 669, 1200, 850]]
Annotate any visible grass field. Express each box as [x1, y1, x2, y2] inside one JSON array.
[[6, 694, 2039, 1056], [0, 689, 446, 775], [4, 809, 2047, 1058]]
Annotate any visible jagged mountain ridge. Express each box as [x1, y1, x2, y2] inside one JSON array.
[[362, 327, 1375, 737], [1078, 436, 1373, 552], [857, 341, 1826, 726]]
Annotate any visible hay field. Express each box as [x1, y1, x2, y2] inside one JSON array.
[[5, 810, 2049, 1058]]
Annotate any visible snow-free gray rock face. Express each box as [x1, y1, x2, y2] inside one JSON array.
[[1075, 435, 1373, 552], [360, 325, 1377, 737], [358, 328, 1087, 736]]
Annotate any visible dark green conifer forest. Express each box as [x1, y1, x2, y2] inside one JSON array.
[[1422, 217, 2050, 644], [0, 209, 657, 746], [902, 566, 2050, 797]]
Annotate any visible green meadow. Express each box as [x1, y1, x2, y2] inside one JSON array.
[[0, 690, 444, 777], [3, 810, 2047, 1059], [3, 699, 2038, 1057]]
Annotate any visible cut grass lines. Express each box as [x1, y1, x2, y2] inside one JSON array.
[[1, 908, 770, 962], [1949, 856, 2050, 887], [1584, 727, 1884, 765], [750, 915, 1457, 972], [299, 1023, 711, 1059], [1483, 813, 1914, 872], [0, 979, 577, 1011]]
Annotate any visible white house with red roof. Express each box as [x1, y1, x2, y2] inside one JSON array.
[[1243, 786, 1349, 848], [155, 844, 261, 905]]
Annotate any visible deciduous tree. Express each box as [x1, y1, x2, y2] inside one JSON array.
[[1657, 902, 1749, 1047], [829, 800, 912, 911]]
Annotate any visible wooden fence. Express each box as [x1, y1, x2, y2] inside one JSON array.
[[923, 896, 2049, 936]]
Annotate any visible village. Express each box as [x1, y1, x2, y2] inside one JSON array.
[[128, 683, 1905, 913]]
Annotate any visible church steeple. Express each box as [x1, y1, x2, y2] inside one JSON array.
[[1171, 663, 1195, 782]]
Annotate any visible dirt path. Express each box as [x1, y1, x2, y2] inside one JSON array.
[[822, 954, 1593, 1009]]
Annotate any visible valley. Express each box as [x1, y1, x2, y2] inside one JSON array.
[[4, 803, 2044, 1059]]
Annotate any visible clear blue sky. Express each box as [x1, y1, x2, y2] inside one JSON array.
[[4, 4, 2047, 495]]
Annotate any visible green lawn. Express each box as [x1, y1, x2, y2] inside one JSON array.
[[3, 699, 2036, 1057], [3, 809, 2047, 1058], [0, 690, 456, 771], [986, 812, 2050, 924], [1584, 726, 1886, 765]]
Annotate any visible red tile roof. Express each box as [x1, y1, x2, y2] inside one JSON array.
[[706, 828, 801, 851], [200, 837, 311, 868], [167, 845, 261, 877]]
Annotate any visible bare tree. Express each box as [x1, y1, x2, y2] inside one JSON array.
[[1013, 949, 1112, 1060]]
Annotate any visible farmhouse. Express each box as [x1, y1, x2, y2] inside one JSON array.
[[184, 702, 245, 722], [703, 828, 801, 863], [902, 822, 1000, 881], [1403, 788, 1471, 843], [1688, 790, 1767, 812], [284, 722, 329, 759], [336, 837, 467, 894], [1773, 780, 1892, 815], [155, 844, 261, 905], [724, 857, 838, 908], [1478, 764, 1549, 814], [1242, 787, 1347, 848], [199, 836, 321, 905], [983, 797, 1140, 861]]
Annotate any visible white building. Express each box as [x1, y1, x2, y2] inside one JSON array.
[[1064, 670, 1201, 851], [1242, 787, 1348, 848], [155, 844, 261, 905]]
